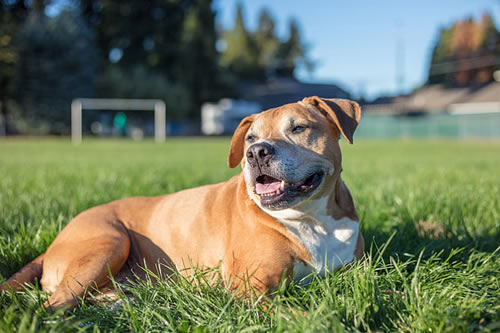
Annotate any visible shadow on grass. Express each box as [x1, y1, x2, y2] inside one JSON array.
[[363, 219, 500, 264]]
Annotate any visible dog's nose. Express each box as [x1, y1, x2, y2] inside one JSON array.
[[246, 142, 275, 167]]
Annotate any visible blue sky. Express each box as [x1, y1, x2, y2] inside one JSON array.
[[215, 0, 500, 99]]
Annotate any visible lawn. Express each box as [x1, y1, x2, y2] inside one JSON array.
[[0, 138, 499, 332]]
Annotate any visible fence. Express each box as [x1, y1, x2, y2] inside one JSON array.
[[356, 112, 500, 139]]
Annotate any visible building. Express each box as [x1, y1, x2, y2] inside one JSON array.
[[363, 82, 500, 115], [240, 77, 351, 110], [202, 77, 351, 135]]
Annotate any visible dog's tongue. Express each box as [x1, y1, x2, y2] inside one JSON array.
[[255, 177, 282, 194]]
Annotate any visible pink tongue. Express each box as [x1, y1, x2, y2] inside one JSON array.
[[256, 180, 281, 194]]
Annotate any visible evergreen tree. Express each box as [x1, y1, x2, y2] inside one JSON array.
[[222, 4, 313, 82], [14, 9, 96, 134], [221, 3, 262, 80], [80, 0, 186, 77], [276, 18, 306, 77], [97, 65, 191, 121], [176, 0, 226, 120], [0, 0, 30, 133], [80, 0, 225, 122], [254, 8, 279, 76]]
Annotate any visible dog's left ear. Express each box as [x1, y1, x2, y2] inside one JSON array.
[[302, 96, 361, 144], [228, 114, 255, 168]]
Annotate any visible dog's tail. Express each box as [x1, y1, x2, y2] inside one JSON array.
[[0, 253, 44, 292]]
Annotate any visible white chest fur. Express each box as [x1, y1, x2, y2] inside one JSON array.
[[282, 215, 359, 282], [248, 156, 360, 283], [262, 198, 359, 283]]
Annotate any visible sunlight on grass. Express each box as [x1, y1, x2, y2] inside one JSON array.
[[0, 138, 499, 332]]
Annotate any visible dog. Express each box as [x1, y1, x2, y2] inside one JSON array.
[[1, 96, 364, 309]]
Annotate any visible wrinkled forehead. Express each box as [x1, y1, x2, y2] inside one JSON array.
[[251, 102, 322, 134]]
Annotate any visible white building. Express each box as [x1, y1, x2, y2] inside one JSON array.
[[201, 99, 261, 135]]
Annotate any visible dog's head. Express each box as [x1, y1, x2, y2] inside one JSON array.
[[228, 96, 361, 211]]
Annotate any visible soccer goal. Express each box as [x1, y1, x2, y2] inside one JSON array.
[[71, 98, 166, 144]]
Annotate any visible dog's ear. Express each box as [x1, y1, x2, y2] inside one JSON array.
[[302, 96, 361, 144], [228, 114, 255, 168]]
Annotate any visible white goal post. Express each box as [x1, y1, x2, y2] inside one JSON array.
[[71, 98, 166, 144]]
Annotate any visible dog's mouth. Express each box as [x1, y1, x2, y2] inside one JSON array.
[[254, 171, 325, 209]]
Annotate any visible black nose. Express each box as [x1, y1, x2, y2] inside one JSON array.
[[246, 142, 275, 167]]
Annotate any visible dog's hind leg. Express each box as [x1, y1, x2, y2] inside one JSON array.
[[0, 253, 44, 291], [39, 206, 131, 310], [41, 234, 130, 310]]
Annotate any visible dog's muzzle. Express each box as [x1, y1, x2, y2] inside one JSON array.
[[245, 142, 326, 209], [246, 142, 275, 168]]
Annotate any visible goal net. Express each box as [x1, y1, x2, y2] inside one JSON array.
[[71, 98, 166, 144]]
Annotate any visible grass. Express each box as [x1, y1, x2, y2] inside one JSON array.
[[0, 137, 499, 332]]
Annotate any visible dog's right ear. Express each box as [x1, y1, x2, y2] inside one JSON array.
[[228, 114, 255, 168]]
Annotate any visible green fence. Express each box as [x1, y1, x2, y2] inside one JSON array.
[[357, 112, 500, 138]]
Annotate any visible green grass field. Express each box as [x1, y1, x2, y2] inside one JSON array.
[[0, 138, 499, 332]]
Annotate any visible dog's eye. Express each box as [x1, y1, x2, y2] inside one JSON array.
[[292, 125, 307, 134], [246, 134, 256, 143]]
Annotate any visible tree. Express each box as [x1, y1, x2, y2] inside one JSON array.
[[80, 0, 226, 122], [427, 13, 499, 86], [427, 26, 454, 85], [80, 0, 186, 77], [14, 9, 96, 134], [0, 0, 30, 134], [221, 3, 262, 80], [176, 0, 227, 120], [97, 65, 191, 121], [275, 18, 308, 77], [221, 4, 313, 82], [254, 8, 279, 75]]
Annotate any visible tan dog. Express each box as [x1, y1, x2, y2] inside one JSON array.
[[1, 96, 364, 309]]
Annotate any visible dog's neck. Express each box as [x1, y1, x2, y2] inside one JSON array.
[[248, 175, 359, 279]]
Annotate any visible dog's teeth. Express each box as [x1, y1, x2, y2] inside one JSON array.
[[280, 180, 285, 191], [276, 190, 281, 195]]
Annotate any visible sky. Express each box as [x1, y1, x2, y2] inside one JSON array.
[[215, 0, 500, 99]]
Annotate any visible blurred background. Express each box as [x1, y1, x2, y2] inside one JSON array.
[[0, 0, 499, 139]]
